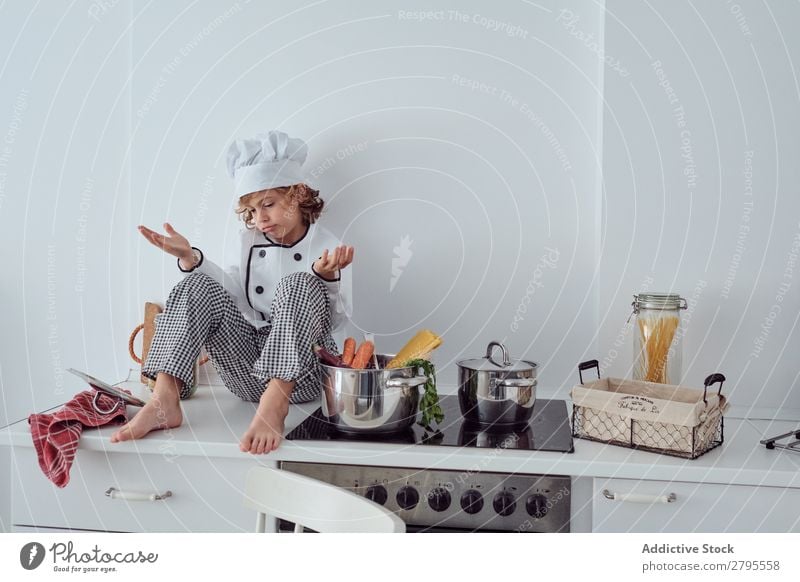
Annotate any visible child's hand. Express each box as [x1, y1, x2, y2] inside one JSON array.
[[138, 223, 193, 262], [313, 245, 354, 280]]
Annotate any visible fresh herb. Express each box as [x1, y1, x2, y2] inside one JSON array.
[[405, 358, 444, 430]]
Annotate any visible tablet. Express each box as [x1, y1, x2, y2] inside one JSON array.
[[67, 368, 147, 407]]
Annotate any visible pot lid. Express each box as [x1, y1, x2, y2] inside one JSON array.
[[632, 293, 687, 311], [457, 341, 538, 373]]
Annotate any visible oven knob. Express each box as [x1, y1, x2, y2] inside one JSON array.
[[460, 489, 484, 514], [396, 486, 419, 510], [427, 487, 452, 512], [526, 494, 549, 519], [493, 491, 517, 517], [365, 485, 388, 506]]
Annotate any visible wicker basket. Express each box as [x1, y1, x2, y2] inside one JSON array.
[[570, 360, 728, 459]]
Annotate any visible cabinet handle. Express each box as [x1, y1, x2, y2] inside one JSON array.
[[602, 489, 676, 504], [105, 487, 172, 502]]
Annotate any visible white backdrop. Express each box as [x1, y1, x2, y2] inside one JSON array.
[[1, 0, 799, 530], [128, 0, 604, 397], [600, 0, 800, 414]]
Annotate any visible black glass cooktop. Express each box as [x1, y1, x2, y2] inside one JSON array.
[[286, 397, 574, 453]]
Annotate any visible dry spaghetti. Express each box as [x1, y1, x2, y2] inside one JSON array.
[[635, 314, 679, 383]]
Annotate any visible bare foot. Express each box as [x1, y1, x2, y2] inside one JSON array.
[[240, 379, 294, 454], [111, 373, 183, 443]]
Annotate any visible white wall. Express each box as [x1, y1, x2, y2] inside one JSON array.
[[2, 0, 798, 531], [129, 0, 604, 393], [600, 0, 800, 413]]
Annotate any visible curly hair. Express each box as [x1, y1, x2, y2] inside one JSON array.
[[236, 183, 324, 229]]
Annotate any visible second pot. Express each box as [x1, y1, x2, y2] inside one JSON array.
[[457, 341, 538, 428]]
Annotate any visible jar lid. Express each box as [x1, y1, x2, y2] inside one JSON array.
[[632, 293, 687, 312], [457, 341, 538, 373]]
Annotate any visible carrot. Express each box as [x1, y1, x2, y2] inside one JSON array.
[[350, 341, 375, 369], [342, 337, 356, 366]]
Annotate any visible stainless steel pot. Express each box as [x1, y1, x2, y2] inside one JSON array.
[[457, 341, 538, 428], [320, 354, 429, 434]]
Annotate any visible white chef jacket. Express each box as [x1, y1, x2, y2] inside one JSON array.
[[181, 222, 352, 332]]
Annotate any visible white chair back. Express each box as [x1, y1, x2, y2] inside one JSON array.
[[244, 466, 406, 533]]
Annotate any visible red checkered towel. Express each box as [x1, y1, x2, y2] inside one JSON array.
[[28, 390, 128, 487]]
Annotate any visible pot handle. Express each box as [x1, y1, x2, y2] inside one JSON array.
[[496, 378, 537, 387], [485, 341, 512, 367], [386, 376, 429, 388]]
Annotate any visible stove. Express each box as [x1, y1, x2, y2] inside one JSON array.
[[286, 396, 574, 453], [280, 397, 573, 532]]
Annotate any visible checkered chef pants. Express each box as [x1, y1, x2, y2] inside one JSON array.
[[142, 271, 339, 403]]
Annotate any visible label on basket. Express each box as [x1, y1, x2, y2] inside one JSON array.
[[617, 395, 660, 414]]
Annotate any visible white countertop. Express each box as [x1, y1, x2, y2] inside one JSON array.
[[3, 382, 800, 489]]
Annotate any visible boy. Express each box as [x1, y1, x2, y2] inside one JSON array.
[[111, 130, 354, 454]]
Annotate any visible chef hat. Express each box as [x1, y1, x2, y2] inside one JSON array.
[[226, 130, 308, 198]]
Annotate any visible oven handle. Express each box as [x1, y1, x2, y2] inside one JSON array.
[[602, 489, 676, 504]]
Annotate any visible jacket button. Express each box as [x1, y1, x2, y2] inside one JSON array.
[[255, 286, 264, 294], [294, 253, 302, 261], [259, 249, 266, 258]]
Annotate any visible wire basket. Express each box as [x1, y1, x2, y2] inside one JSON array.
[[571, 360, 727, 460]]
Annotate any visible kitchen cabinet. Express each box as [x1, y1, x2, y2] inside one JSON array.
[[592, 477, 800, 533], [11, 447, 261, 532]]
